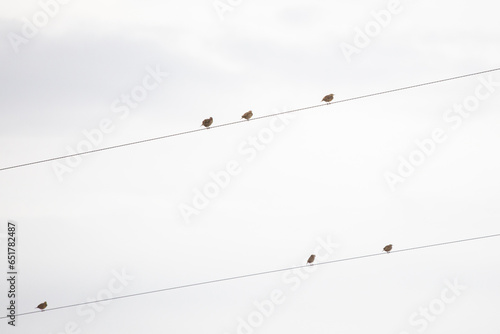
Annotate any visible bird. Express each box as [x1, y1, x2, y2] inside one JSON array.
[[241, 110, 253, 120], [307, 254, 316, 265], [322, 94, 334, 103], [36, 301, 47, 311], [383, 244, 393, 253], [201, 117, 213, 128]]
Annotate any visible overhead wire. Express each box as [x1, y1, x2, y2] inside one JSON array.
[[1, 67, 500, 172], [3, 232, 499, 319]]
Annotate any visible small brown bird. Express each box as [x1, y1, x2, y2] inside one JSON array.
[[201, 117, 213, 128], [241, 110, 253, 120], [307, 254, 316, 265], [383, 244, 393, 253], [36, 301, 47, 311], [322, 94, 334, 103]]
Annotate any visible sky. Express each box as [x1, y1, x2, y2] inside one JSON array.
[[1, 0, 500, 333]]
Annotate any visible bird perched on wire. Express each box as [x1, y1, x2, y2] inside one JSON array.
[[201, 117, 213, 128], [36, 301, 47, 311], [383, 244, 393, 253], [307, 254, 316, 265], [322, 94, 334, 103], [241, 110, 253, 121]]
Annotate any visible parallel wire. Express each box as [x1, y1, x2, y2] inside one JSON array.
[[1, 67, 499, 172], [3, 232, 499, 319]]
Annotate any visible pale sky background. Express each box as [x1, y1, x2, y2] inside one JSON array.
[[1, 0, 500, 333]]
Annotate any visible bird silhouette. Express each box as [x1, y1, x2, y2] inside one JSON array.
[[36, 301, 47, 311], [307, 254, 316, 265], [201, 117, 213, 128], [241, 110, 253, 120], [383, 244, 393, 253], [322, 94, 334, 103]]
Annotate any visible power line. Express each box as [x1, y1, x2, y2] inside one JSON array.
[[1, 67, 499, 173], [3, 232, 499, 319]]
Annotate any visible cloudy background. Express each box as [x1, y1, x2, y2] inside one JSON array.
[[1, 0, 500, 333]]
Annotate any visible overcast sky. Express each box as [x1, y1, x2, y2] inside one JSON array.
[[1, 0, 500, 333]]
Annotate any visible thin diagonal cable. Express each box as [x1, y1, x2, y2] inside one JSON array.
[[1, 67, 499, 172], [3, 232, 499, 319]]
